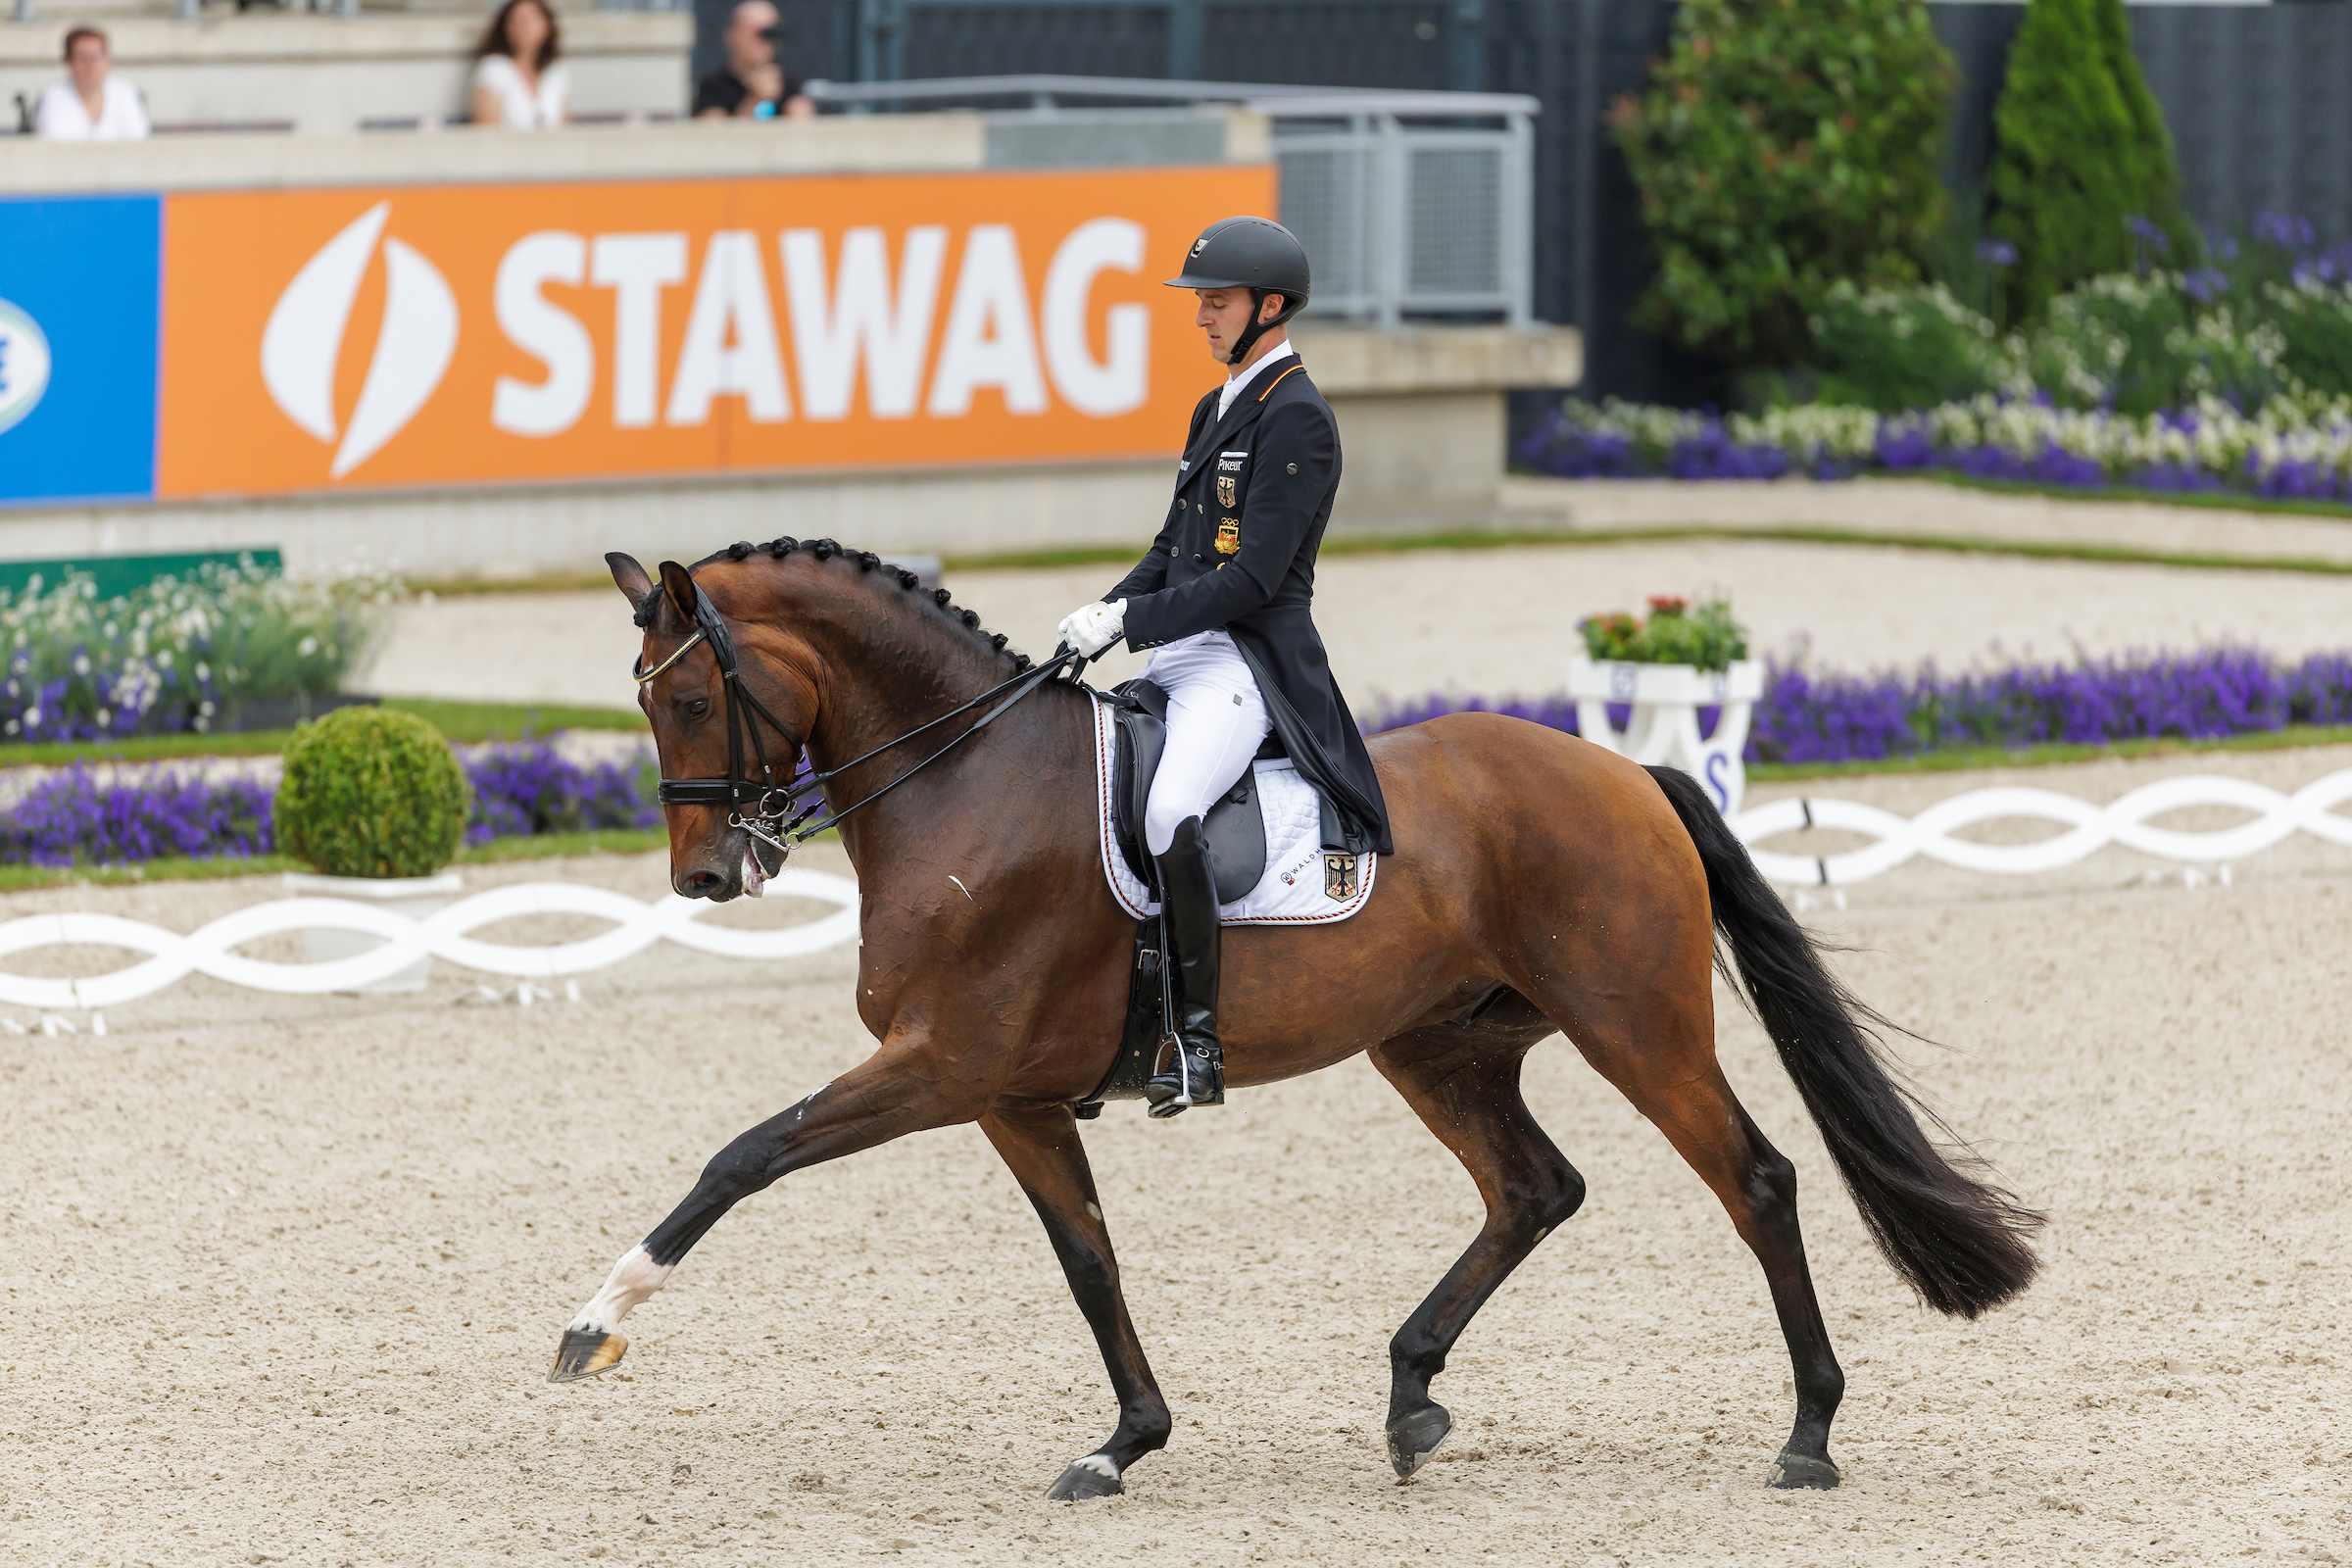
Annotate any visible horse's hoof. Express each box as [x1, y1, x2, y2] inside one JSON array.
[[1765, 1450, 1841, 1490], [548, 1328, 627, 1383], [1386, 1403, 1451, 1479], [1045, 1458, 1124, 1501]]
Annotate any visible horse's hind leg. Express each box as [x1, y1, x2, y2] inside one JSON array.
[[980, 1101, 1171, 1500], [1369, 1018, 1583, 1479], [1562, 1002, 1848, 1489]]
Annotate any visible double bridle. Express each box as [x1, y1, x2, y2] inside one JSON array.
[[633, 583, 1080, 853]]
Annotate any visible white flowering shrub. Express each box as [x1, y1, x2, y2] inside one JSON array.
[[1523, 244, 2352, 500], [1523, 387, 2352, 497], [1805, 281, 2030, 412], [0, 560, 396, 742]]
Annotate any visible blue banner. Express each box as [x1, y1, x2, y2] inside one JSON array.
[[0, 195, 161, 505]]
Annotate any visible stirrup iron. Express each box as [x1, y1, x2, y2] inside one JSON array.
[[1145, 1038, 1224, 1117]]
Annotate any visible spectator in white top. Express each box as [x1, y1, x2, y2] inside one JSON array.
[[34, 26, 150, 142], [470, 0, 568, 130]]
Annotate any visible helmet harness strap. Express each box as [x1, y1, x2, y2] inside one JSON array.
[[1226, 288, 1302, 368]]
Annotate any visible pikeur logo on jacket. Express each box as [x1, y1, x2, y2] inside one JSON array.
[[1108, 360, 1395, 858]]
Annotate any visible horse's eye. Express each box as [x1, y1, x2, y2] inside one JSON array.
[[686, 699, 710, 718]]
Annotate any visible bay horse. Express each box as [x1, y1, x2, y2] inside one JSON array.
[[551, 538, 2040, 1497]]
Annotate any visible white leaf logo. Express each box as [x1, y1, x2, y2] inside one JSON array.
[[261, 202, 459, 478], [0, 297, 52, 437]]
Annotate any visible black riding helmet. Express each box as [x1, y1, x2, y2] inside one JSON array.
[[1165, 216, 1311, 367]]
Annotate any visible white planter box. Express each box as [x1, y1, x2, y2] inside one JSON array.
[[281, 870, 464, 994], [1566, 658, 1763, 815]]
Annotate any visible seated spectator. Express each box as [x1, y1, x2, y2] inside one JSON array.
[[471, 0, 568, 130], [693, 1, 815, 122], [34, 26, 150, 141]]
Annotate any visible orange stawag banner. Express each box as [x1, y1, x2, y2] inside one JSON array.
[[156, 165, 1272, 499]]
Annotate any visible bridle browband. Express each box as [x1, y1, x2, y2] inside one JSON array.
[[633, 581, 1081, 853]]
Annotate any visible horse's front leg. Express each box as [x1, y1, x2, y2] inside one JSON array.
[[980, 1100, 1170, 1499], [548, 1036, 991, 1381]]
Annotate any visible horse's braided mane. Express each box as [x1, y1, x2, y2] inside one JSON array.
[[663, 537, 1034, 672]]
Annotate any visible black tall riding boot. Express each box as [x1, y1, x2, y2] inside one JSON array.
[[1144, 814, 1225, 1117]]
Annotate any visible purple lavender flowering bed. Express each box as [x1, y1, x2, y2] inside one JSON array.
[[1359, 646, 2352, 766], [1, 741, 657, 870], [1517, 401, 2352, 504], [11, 647, 2352, 869]]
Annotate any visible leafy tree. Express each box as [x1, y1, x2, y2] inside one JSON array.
[[1611, 0, 1956, 368], [1985, 0, 2193, 322]]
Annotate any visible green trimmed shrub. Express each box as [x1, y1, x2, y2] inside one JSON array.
[[1986, 0, 2193, 323], [1610, 0, 1956, 367], [276, 707, 471, 878]]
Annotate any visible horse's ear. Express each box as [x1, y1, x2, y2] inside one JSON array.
[[657, 561, 697, 622], [607, 553, 654, 609]]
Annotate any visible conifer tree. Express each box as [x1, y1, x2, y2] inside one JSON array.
[[1985, 0, 2192, 321]]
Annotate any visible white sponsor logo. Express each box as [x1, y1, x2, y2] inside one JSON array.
[[262, 202, 459, 478], [0, 297, 53, 436]]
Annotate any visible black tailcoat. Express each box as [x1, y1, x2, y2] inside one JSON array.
[[1107, 356, 1395, 857]]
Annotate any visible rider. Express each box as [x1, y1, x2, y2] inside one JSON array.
[[1055, 216, 1394, 1116]]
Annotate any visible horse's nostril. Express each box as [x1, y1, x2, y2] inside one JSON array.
[[679, 869, 724, 898]]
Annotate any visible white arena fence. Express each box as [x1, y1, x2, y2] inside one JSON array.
[[1, 768, 2348, 1014], [0, 870, 860, 1013], [1734, 766, 2352, 887]]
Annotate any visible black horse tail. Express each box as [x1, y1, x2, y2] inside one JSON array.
[[1646, 764, 2043, 1319]]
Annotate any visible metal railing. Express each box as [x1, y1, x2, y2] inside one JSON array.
[[804, 74, 1539, 327]]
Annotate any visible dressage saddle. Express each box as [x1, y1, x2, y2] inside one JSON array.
[[1104, 677, 1274, 905]]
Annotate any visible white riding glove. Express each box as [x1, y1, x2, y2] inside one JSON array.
[[1056, 600, 1127, 659]]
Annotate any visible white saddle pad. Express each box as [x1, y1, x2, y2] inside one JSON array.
[[1089, 693, 1377, 925]]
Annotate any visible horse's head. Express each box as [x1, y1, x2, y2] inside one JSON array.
[[610, 552, 817, 902]]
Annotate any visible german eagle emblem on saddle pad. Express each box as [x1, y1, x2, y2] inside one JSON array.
[[1088, 697, 1377, 926]]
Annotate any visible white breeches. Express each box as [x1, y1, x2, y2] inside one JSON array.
[[1141, 631, 1272, 857]]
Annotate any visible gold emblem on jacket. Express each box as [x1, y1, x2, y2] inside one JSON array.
[[1217, 472, 1237, 508], [1215, 517, 1242, 555]]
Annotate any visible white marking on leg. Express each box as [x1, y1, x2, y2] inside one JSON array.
[[566, 1245, 674, 1335], [1072, 1453, 1120, 1479], [948, 875, 973, 901]]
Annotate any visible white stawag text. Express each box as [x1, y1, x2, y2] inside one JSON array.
[[492, 216, 1151, 433]]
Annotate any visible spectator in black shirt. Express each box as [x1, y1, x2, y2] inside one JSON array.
[[693, 1, 814, 122]]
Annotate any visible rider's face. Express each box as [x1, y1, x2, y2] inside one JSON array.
[[1194, 287, 1283, 367]]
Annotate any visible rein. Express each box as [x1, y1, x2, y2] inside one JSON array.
[[634, 583, 1085, 852]]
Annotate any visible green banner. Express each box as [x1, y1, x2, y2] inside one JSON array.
[[0, 549, 284, 601]]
